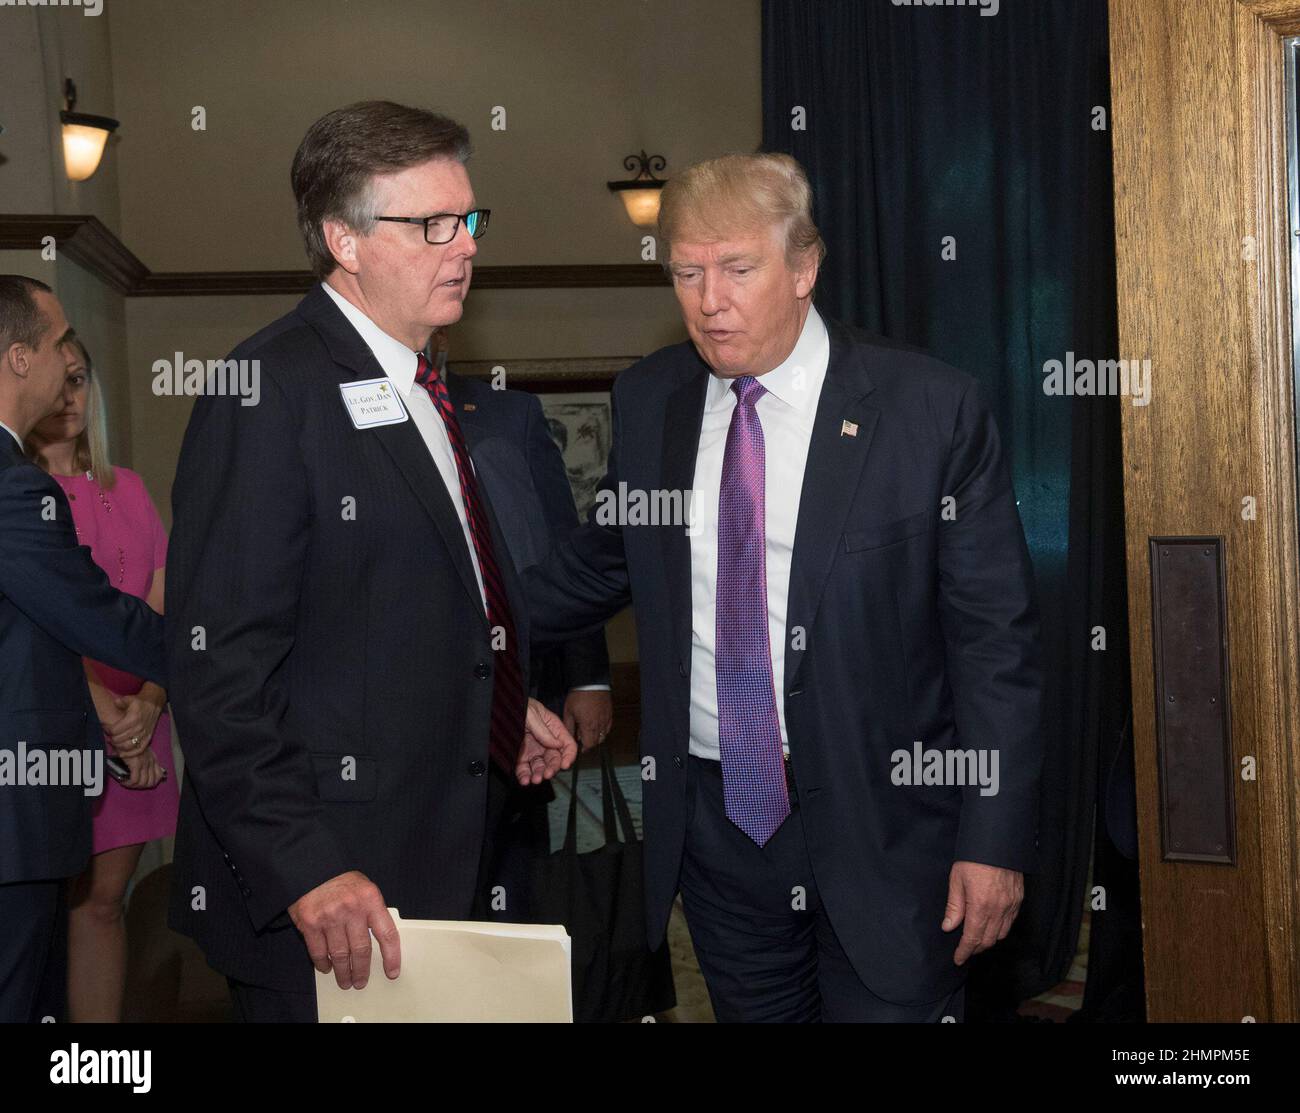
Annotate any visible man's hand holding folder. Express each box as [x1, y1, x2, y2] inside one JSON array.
[[289, 698, 578, 990]]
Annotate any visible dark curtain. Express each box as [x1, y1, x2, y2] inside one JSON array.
[[762, 0, 1137, 1013]]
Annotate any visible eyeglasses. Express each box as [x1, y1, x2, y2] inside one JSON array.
[[373, 209, 490, 245]]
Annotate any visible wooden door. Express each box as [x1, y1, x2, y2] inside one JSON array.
[[1110, 0, 1300, 1021]]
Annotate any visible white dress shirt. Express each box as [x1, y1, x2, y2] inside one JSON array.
[[688, 306, 830, 760], [0, 420, 22, 452], [322, 282, 486, 610]]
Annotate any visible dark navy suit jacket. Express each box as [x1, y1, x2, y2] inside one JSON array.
[[0, 433, 166, 884], [166, 286, 532, 991], [526, 316, 1044, 1004], [445, 371, 610, 702]]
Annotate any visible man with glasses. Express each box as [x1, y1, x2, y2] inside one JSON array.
[[166, 101, 577, 1022]]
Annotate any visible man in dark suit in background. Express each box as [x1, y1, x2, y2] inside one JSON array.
[[166, 102, 576, 1023], [0, 275, 167, 1022], [442, 359, 613, 740], [526, 154, 1044, 1021], [443, 359, 614, 920]]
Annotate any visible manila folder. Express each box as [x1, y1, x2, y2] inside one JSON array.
[[315, 909, 572, 1022]]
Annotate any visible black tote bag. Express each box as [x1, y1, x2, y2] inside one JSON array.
[[529, 747, 676, 1022]]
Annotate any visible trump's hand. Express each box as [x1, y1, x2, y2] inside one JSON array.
[[517, 698, 579, 785], [288, 871, 401, 990], [563, 688, 614, 750], [942, 860, 1024, 965]]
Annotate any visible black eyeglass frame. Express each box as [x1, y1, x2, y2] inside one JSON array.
[[373, 209, 491, 244]]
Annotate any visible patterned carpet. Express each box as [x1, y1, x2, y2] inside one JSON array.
[[1020, 914, 1088, 1020]]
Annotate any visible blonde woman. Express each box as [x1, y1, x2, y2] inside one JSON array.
[[26, 335, 177, 1022]]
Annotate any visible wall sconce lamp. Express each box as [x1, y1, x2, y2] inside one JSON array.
[[607, 150, 667, 228], [60, 78, 118, 182]]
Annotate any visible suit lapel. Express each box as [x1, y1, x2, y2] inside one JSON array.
[[660, 362, 710, 676], [297, 287, 487, 627], [368, 421, 488, 630], [784, 318, 879, 689]]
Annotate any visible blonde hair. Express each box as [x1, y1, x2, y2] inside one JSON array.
[[27, 334, 115, 490], [657, 152, 827, 272]]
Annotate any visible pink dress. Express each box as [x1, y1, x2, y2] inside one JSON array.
[[54, 466, 179, 855]]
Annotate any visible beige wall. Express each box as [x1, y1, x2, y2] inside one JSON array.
[[0, 4, 122, 228], [1, 4, 128, 454], [0, 11, 56, 212], [122, 293, 298, 517], [106, 0, 761, 271]]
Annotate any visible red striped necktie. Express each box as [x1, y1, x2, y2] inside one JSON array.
[[414, 353, 525, 775]]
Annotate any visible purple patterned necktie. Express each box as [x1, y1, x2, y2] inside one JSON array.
[[716, 374, 790, 845]]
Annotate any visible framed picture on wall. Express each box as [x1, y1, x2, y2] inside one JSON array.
[[535, 391, 612, 520], [446, 356, 636, 516]]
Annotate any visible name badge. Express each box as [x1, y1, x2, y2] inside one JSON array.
[[339, 378, 409, 429]]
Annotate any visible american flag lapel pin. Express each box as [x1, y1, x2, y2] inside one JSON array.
[[841, 419, 859, 438], [463, 403, 477, 412]]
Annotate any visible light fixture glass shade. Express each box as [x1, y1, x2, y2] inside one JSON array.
[[619, 188, 662, 227], [62, 122, 111, 181], [59, 108, 118, 182], [608, 151, 667, 228]]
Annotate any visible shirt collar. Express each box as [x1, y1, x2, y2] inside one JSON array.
[[321, 282, 423, 395], [706, 304, 829, 413], [0, 420, 23, 453]]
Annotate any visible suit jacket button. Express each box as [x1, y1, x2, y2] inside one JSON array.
[[673, 756, 684, 770], [475, 661, 490, 679], [468, 760, 486, 776], [678, 662, 687, 678]]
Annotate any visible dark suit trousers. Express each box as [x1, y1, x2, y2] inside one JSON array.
[[227, 764, 515, 1023], [680, 756, 965, 1023], [0, 879, 68, 1023], [227, 975, 316, 1023]]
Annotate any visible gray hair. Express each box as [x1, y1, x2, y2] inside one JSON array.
[[291, 101, 472, 280]]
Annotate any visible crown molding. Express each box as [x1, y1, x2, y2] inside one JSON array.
[[0, 215, 670, 295]]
